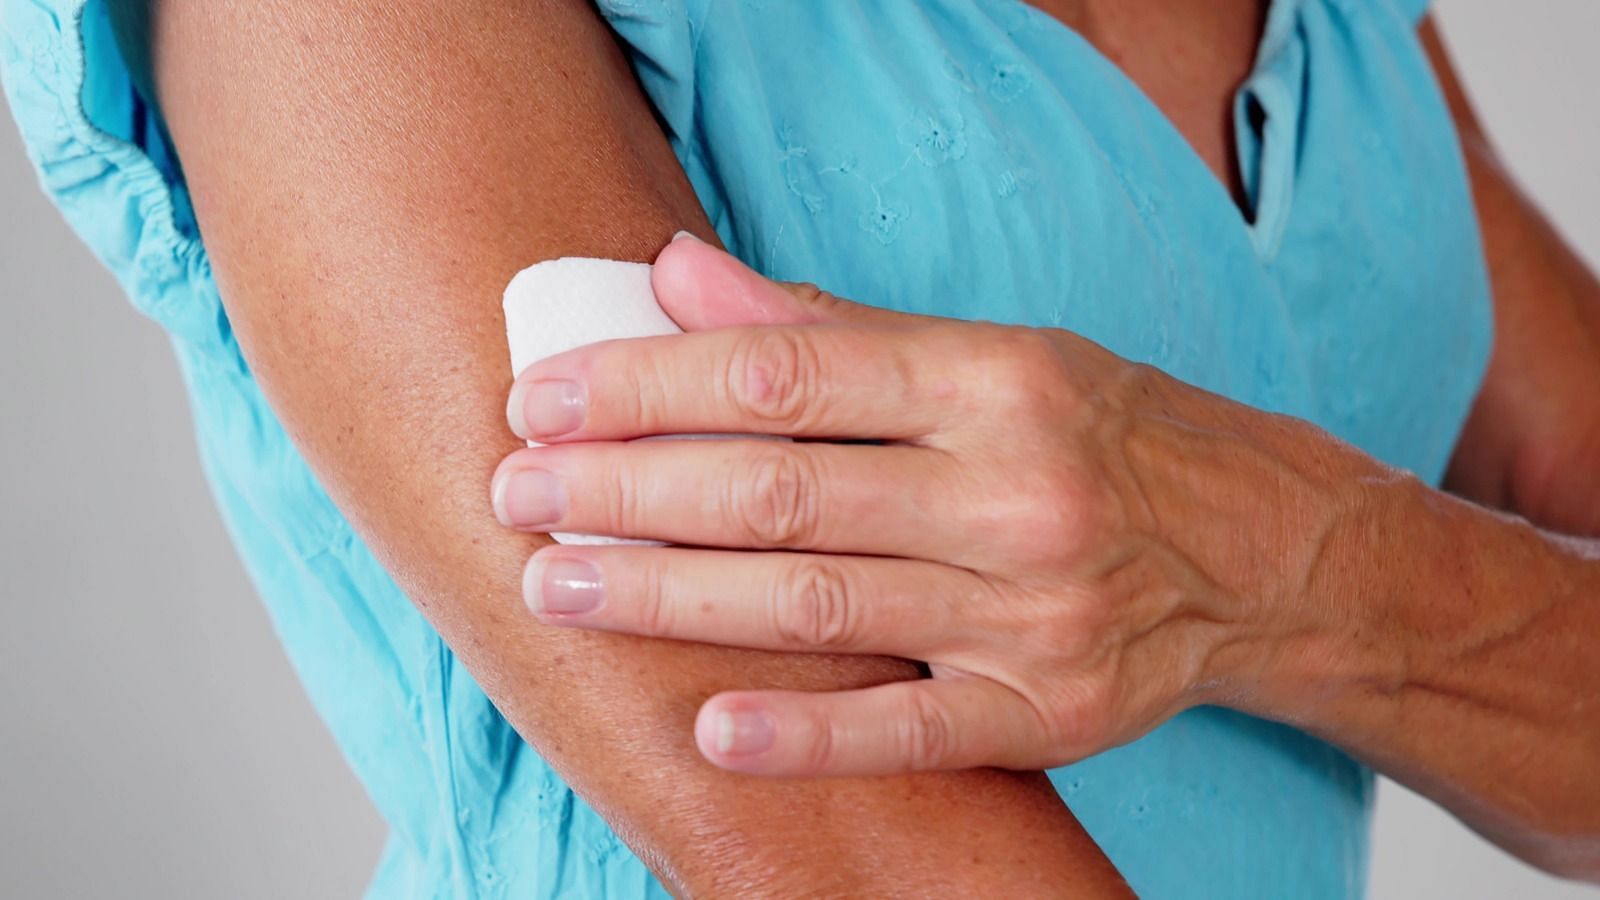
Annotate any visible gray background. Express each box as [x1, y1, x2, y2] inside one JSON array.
[[1, 1, 1596, 897]]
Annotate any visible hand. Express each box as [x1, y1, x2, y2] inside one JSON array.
[[490, 234, 1393, 777]]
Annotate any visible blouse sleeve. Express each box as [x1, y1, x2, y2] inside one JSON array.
[[1, 0, 216, 346]]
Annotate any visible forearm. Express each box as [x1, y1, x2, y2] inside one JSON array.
[[142, 0, 1120, 893], [1339, 24, 1600, 874], [1243, 470, 1600, 879], [275, 321, 1107, 895]]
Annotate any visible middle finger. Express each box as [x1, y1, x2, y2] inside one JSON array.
[[492, 438, 976, 560]]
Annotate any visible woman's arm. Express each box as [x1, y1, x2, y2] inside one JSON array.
[[1255, 450, 1600, 880], [1279, 17, 1600, 878], [478, 12, 1600, 882], [1423, 19, 1600, 536], [493, 235, 1600, 880], [137, 0, 1124, 894]]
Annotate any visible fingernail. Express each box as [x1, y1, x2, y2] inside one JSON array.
[[671, 229, 702, 244], [493, 468, 567, 529], [525, 556, 604, 615], [713, 709, 776, 756], [510, 379, 586, 440]]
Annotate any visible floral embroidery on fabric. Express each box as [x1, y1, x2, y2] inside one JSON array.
[[857, 201, 908, 245], [585, 831, 628, 867], [941, 55, 978, 94], [997, 167, 1037, 199], [991, 0, 1043, 36], [778, 121, 917, 246], [778, 124, 826, 214], [897, 107, 968, 167], [987, 60, 1032, 102]]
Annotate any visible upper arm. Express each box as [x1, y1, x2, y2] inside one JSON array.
[[1418, 16, 1600, 535], [137, 0, 1120, 892]]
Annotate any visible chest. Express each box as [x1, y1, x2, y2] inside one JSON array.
[[1028, 0, 1270, 205], [678, 0, 1490, 480]]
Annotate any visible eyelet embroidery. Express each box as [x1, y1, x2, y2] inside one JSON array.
[[897, 107, 969, 167], [996, 167, 1037, 199], [986, 60, 1033, 103], [779, 126, 826, 214], [941, 54, 978, 94], [857, 202, 908, 245]]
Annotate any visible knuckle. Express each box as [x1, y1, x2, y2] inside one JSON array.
[[783, 281, 849, 317], [636, 557, 677, 637], [1037, 596, 1105, 665], [732, 447, 821, 548], [998, 480, 1084, 564], [984, 329, 1070, 420], [773, 560, 858, 649], [597, 450, 649, 536], [726, 329, 819, 429], [900, 692, 957, 771], [800, 708, 839, 776], [630, 349, 674, 435]]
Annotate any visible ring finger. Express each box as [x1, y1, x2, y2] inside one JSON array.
[[522, 544, 996, 660]]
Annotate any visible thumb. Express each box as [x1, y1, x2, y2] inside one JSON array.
[[652, 231, 908, 331]]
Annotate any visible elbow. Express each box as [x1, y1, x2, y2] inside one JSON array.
[[1505, 425, 1600, 536], [1493, 812, 1600, 884], [1516, 838, 1600, 886]]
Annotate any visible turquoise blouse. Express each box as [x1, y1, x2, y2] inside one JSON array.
[[1, 0, 1489, 896]]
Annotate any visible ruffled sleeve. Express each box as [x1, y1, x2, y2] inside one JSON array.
[[1, 0, 221, 347]]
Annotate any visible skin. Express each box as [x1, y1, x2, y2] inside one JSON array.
[[493, 18, 1600, 884], [126, 0, 1150, 895], [114, 0, 1593, 890]]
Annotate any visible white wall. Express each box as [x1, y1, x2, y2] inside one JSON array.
[[0, 92, 385, 900], [0, 1, 1595, 897]]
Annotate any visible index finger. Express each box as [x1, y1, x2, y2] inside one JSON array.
[[507, 322, 965, 443]]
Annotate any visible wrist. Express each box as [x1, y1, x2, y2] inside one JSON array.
[[1256, 468, 1429, 722], [1222, 460, 1575, 738], [1195, 439, 1432, 726]]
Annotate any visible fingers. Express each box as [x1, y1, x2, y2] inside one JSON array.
[[492, 438, 977, 559], [693, 678, 1045, 777], [652, 232, 908, 329], [522, 544, 987, 658], [508, 321, 963, 443]]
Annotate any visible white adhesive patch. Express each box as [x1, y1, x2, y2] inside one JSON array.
[[503, 256, 785, 545]]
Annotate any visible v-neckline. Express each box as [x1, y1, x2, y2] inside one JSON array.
[[1004, 0, 1305, 259]]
